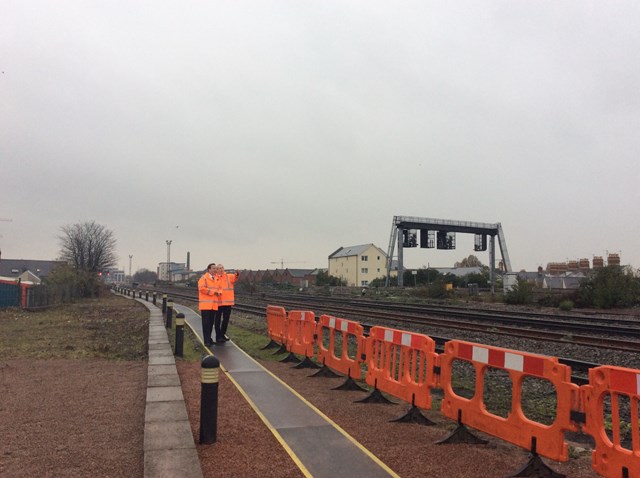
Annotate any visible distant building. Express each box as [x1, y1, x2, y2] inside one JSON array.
[[328, 244, 389, 287], [239, 268, 319, 287], [157, 262, 188, 282], [0, 258, 65, 283]]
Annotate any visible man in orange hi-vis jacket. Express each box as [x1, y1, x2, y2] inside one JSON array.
[[214, 264, 239, 343], [198, 263, 221, 347]]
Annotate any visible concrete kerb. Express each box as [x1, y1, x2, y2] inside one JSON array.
[[136, 298, 203, 478]]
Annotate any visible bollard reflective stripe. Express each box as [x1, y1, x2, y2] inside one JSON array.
[[175, 313, 185, 357], [202, 368, 219, 384]]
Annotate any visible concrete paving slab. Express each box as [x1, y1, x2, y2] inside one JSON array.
[[147, 386, 185, 403], [149, 343, 172, 351], [148, 364, 178, 376], [148, 373, 181, 388], [149, 355, 176, 365], [144, 420, 195, 451], [144, 448, 202, 478], [149, 349, 175, 358], [145, 401, 189, 422]]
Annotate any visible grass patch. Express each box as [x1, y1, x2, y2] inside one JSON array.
[[226, 324, 289, 362], [0, 294, 148, 361]]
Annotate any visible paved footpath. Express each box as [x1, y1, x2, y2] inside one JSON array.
[[139, 300, 203, 478], [175, 304, 399, 478]]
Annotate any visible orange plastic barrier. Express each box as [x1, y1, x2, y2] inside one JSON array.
[[363, 326, 438, 409], [582, 365, 640, 478], [439, 340, 580, 461], [285, 310, 316, 358], [316, 315, 365, 379], [265, 305, 287, 345]]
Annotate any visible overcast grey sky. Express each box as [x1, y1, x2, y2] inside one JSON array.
[[2, 1, 639, 275]]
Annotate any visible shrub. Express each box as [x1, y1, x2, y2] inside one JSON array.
[[505, 277, 534, 305], [559, 300, 574, 311]]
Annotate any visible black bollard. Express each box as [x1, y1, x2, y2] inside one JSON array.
[[199, 355, 220, 444], [162, 294, 167, 314], [145, 291, 149, 301], [166, 299, 174, 329], [153, 292, 157, 305], [175, 313, 185, 357]]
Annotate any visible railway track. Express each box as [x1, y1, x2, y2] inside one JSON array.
[[148, 286, 640, 355]]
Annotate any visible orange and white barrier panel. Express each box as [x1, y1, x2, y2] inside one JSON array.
[[363, 326, 438, 410], [266, 305, 287, 345], [581, 365, 640, 478], [440, 340, 580, 462], [316, 315, 365, 379], [285, 310, 316, 358]]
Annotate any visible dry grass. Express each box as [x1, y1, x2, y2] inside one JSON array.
[[0, 293, 148, 360]]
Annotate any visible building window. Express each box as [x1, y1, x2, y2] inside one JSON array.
[[361, 268, 368, 274], [377, 256, 380, 260], [361, 255, 368, 261], [377, 268, 380, 273], [361, 280, 369, 286]]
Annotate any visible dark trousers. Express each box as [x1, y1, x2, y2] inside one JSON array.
[[201, 309, 215, 345], [214, 305, 232, 340]]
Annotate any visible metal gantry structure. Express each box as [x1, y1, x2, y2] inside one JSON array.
[[384, 215, 512, 292]]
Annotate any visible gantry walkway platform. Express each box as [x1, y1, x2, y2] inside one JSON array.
[[174, 304, 399, 478]]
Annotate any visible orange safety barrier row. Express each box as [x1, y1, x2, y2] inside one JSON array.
[[364, 326, 438, 410], [316, 314, 365, 380], [263, 305, 640, 478], [265, 305, 287, 345], [285, 310, 317, 358], [439, 340, 580, 462], [582, 365, 640, 478]]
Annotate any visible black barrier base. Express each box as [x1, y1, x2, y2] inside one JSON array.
[[333, 376, 368, 392], [293, 357, 320, 369], [261, 339, 280, 350], [355, 388, 395, 404], [390, 406, 436, 426], [505, 453, 565, 478], [435, 423, 488, 445], [310, 365, 343, 378], [273, 343, 288, 355], [279, 352, 301, 364]]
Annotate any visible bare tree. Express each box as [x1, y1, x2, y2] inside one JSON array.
[[59, 221, 117, 272]]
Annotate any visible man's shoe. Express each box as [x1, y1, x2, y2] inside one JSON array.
[[204, 341, 213, 347], [215, 339, 225, 344]]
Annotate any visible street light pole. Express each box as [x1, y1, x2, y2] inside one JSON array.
[[128, 255, 133, 281], [166, 240, 172, 282]]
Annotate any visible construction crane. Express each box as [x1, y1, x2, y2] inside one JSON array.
[[270, 259, 307, 270]]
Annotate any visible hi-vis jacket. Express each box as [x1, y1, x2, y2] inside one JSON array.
[[198, 273, 220, 311], [217, 272, 239, 307]]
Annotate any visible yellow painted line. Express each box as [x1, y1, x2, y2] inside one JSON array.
[[183, 320, 312, 477], [220, 363, 314, 478], [230, 344, 400, 478]]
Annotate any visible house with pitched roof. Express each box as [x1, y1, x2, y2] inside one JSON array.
[[328, 244, 389, 287]]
